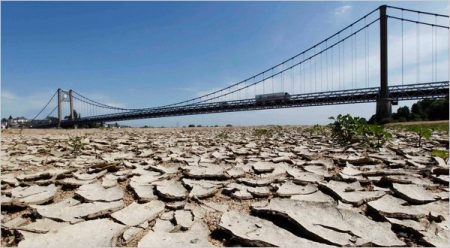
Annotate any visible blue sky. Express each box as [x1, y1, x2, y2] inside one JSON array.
[[2, 1, 448, 126]]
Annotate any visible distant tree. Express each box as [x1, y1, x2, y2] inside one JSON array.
[[428, 98, 449, 120], [8, 115, 12, 120], [188, 124, 195, 127], [396, 106, 410, 122], [372, 98, 449, 124], [226, 124, 233, 127], [197, 125, 202, 127]]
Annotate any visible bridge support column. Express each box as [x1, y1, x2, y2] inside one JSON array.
[[69, 90, 74, 121], [57, 88, 62, 128], [376, 5, 392, 122]]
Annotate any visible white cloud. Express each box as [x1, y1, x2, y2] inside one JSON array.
[[1, 90, 17, 100], [334, 5, 352, 15], [1, 89, 56, 119]]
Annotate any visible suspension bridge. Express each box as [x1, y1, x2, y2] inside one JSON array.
[[30, 5, 449, 128]]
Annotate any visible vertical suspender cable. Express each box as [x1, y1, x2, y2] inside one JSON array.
[[432, 20, 434, 82], [416, 13, 420, 83], [367, 19, 370, 87], [314, 49, 317, 92], [262, 72, 265, 96], [435, 15, 438, 81], [353, 28, 358, 88], [402, 10, 404, 85], [331, 42, 334, 90], [338, 33, 341, 90], [320, 47, 323, 91], [326, 40, 329, 91], [351, 25, 354, 89], [342, 35, 345, 89], [272, 68, 274, 94], [365, 19, 368, 87], [291, 59, 294, 94]]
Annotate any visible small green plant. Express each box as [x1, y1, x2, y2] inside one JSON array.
[[68, 136, 85, 156], [253, 128, 272, 138], [329, 114, 391, 147], [360, 124, 392, 148], [432, 149, 449, 159], [329, 114, 366, 144], [405, 126, 432, 147], [216, 131, 229, 139], [305, 124, 329, 136]]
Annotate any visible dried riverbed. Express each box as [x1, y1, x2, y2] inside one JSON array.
[[1, 127, 448, 247]]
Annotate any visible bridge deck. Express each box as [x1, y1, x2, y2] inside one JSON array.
[[33, 81, 449, 128]]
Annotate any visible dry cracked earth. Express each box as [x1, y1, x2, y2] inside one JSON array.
[[1, 127, 449, 247]]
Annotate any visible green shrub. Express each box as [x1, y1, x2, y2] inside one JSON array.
[[360, 124, 392, 148], [329, 114, 391, 147], [329, 114, 366, 145]]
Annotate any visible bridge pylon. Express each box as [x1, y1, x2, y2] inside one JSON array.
[[376, 5, 392, 122], [69, 89, 74, 121], [57, 88, 62, 128]]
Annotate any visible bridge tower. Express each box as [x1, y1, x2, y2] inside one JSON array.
[[57, 88, 62, 128], [376, 5, 392, 122], [69, 90, 74, 120]]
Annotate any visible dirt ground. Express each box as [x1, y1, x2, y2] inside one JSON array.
[[1, 126, 448, 247]]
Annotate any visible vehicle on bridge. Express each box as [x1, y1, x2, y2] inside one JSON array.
[[255, 92, 291, 103]]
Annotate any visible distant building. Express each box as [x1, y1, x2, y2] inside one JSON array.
[[4, 116, 30, 128]]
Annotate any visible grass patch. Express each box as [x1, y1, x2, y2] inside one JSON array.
[[387, 121, 448, 133], [432, 150, 449, 159]]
